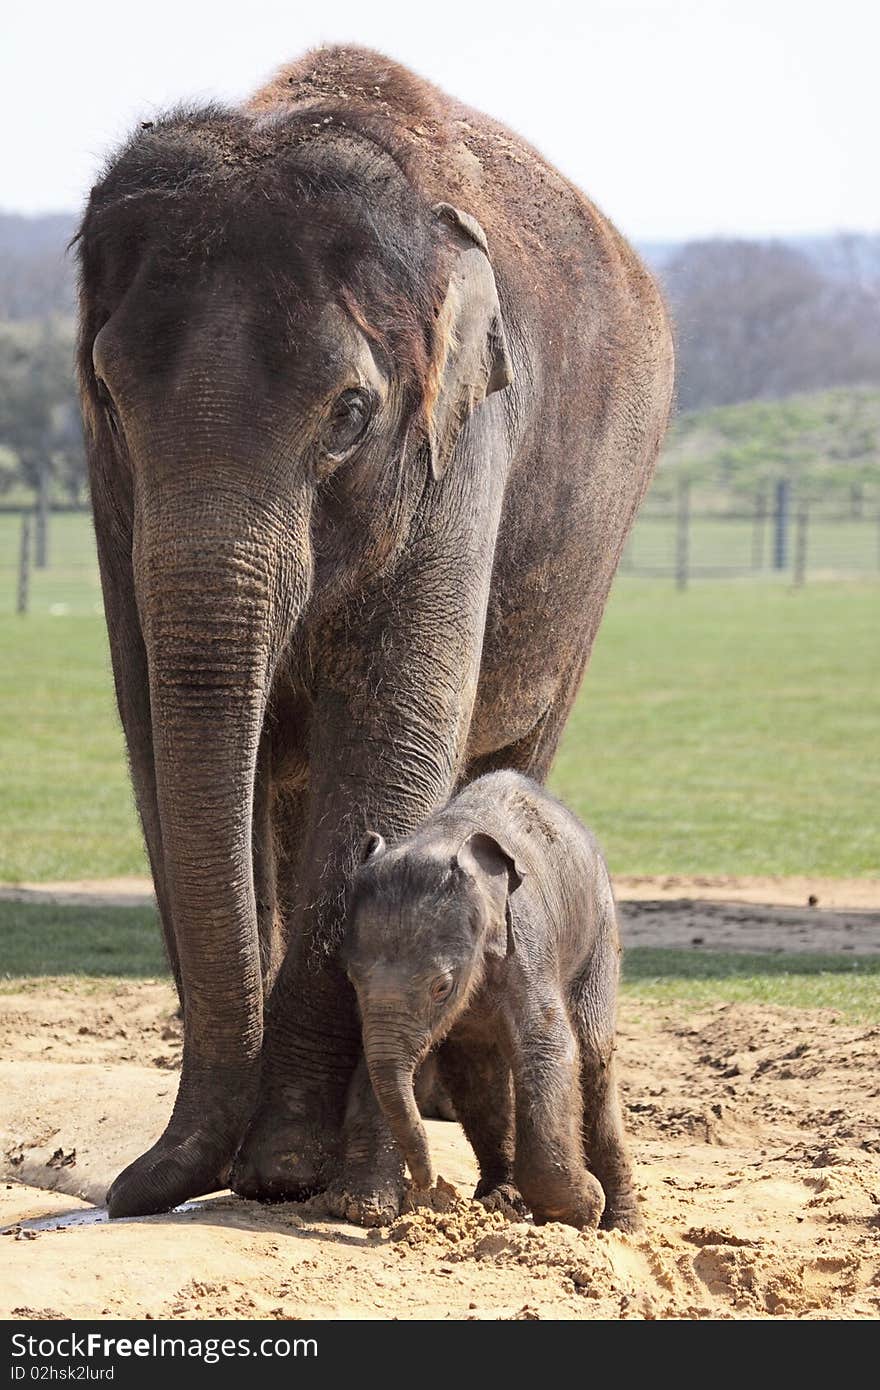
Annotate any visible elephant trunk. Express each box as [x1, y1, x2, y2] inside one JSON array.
[[135, 480, 310, 1126], [363, 1014, 434, 1189]]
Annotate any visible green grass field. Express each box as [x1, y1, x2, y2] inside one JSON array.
[[0, 900, 164, 978], [554, 579, 879, 876], [621, 947, 880, 1020], [0, 514, 878, 881]]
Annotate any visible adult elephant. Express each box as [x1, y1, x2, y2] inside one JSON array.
[[76, 46, 673, 1220]]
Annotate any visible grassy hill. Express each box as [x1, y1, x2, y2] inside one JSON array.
[[658, 386, 880, 503]]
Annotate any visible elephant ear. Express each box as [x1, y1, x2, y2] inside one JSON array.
[[425, 203, 513, 481], [455, 831, 523, 958]]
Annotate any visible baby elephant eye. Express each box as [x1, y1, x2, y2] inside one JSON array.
[[323, 387, 374, 458], [430, 975, 454, 1003]]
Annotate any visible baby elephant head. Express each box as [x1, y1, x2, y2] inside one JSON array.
[[344, 828, 523, 1188]]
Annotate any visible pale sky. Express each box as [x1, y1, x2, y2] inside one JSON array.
[[4, 0, 878, 240]]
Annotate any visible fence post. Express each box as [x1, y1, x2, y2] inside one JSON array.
[[773, 479, 790, 571], [35, 466, 49, 569], [16, 514, 31, 615], [793, 498, 809, 587], [850, 482, 863, 519], [675, 478, 690, 591], [751, 483, 767, 572]]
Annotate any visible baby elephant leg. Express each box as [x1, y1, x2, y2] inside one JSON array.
[[509, 1000, 605, 1230], [579, 1040, 641, 1231], [437, 1038, 523, 1212], [574, 946, 641, 1232]]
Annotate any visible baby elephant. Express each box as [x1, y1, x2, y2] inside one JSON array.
[[344, 770, 640, 1231]]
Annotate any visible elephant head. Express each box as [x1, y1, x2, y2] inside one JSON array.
[[75, 107, 512, 1186], [344, 827, 523, 1187]]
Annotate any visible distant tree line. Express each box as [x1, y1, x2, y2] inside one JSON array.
[[0, 213, 77, 322], [0, 211, 877, 504], [665, 237, 880, 411]]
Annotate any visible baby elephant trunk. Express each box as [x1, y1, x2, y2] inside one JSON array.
[[363, 1021, 434, 1189]]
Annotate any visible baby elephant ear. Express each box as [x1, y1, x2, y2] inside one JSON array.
[[358, 830, 386, 864], [455, 831, 523, 957], [425, 203, 513, 481]]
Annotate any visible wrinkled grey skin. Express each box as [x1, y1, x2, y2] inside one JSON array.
[[345, 770, 640, 1231]]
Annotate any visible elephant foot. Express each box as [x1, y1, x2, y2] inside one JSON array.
[[107, 1128, 232, 1218], [599, 1193, 643, 1234], [527, 1171, 606, 1232], [476, 1181, 528, 1218], [230, 1100, 340, 1202], [323, 1119, 406, 1228], [323, 1167, 406, 1227]]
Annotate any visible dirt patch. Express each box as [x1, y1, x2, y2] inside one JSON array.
[[0, 879, 155, 909], [619, 899, 880, 954], [616, 877, 880, 910], [2, 982, 878, 1320]]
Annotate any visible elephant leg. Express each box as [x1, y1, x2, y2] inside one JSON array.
[[580, 1044, 640, 1232], [509, 996, 605, 1230], [270, 781, 308, 944], [231, 768, 360, 1203], [327, 1051, 461, 1225], [231, 941, 357, 1200], [413, 1054, 457, 1121], [574, 941, 641, 1232], [323, 1057, 406, 1226], [437, 1038, 523, 1212], [463, 676, 574, 789]]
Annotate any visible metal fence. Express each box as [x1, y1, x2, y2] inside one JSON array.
[[621, 481, 880, 588], [2, 484, 880, 616], [0, 505, 101, 617]]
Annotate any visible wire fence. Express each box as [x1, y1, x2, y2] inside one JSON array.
[[0, 506, 102, 617], [622, 481, 879, 587], [1, 485, 879, 617]]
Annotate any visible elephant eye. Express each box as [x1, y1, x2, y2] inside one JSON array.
[[95, 377, 121, 438], [322, 387, 374, 459], [431, 974, 454, 1003]]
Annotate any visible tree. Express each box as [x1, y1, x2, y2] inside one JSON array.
[[0, 319, 86, 502], [664, 239, 880, 411]]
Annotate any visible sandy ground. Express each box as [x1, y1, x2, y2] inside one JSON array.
[[2, 964, 879, 1320], [0, 879, 157, 909], [616, 876, 880, 910]]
